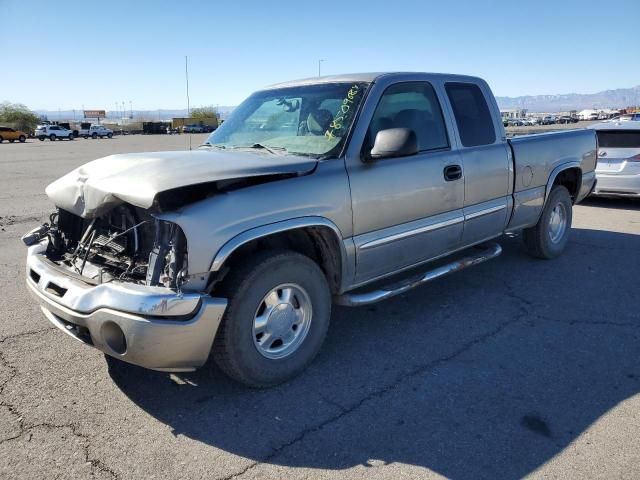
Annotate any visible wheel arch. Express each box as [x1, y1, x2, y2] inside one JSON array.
[[546, 162, 582, 203], [209, 217, 353, 295]]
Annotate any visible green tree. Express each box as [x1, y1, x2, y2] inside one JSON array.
[[190, 106, 218, 119], [0, 102, 40, 134]]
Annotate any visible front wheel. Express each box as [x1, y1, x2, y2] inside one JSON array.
[[92, 132, 98, 139], [523, 185, 572, 259], [213, 250, 331, 387], [107, 133, 113, 138], [68, 134, 74, 140], [19, 135, 26, 143], [49, 134, 56, 141]]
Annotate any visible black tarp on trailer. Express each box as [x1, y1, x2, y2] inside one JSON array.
[[143, 122, 171, 134]]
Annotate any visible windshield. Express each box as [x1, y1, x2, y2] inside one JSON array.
[[203, 82, 368, 158]]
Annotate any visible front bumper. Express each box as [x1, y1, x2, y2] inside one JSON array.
[[25, 241, 227, 372]]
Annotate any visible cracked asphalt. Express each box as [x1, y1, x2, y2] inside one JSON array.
[[1, 135, 639, 479]]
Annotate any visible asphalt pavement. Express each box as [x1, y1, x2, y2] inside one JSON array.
[[1, 135, 639, 479]]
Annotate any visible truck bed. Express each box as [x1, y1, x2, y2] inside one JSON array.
[[506, 128, 597, 231]]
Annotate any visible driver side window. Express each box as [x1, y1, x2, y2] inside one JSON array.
[[366, 82, 449, 153]]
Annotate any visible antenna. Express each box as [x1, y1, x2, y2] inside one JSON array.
[[185, 55, 192, 151]]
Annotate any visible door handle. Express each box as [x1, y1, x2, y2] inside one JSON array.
[[444, 164, 462, 181]]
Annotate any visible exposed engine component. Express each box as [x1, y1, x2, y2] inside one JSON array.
[[43, 206, 187, 289]]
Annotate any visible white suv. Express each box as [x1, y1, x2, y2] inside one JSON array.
[[35, 125, 74, 141], [80, 125, 113, 139]]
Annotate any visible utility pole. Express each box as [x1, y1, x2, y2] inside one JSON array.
[[185, 55, 191, 151], [185, 56, 191, 117], [318, 59, 325, 77]]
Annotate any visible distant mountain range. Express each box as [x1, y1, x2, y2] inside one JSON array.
[[34, 106, 236, 121], [33, 85, 640, 119], [496, 85, 640, 112]]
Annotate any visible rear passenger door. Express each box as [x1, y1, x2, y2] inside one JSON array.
[[444, 82, 511, 246]]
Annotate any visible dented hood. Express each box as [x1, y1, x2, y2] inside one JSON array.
[[45, 149, 317, 218]]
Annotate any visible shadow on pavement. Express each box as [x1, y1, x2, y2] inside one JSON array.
[[581, 196, 640, 211], [107, 227, 640, 479]]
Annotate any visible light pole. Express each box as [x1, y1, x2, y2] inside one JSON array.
[[318, 59, 325, 77], [185, 56, 191, 118]]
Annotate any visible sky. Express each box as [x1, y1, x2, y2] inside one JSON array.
[[1, 0, 639, 111]]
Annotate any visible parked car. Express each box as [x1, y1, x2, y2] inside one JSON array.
[[34, 124, 74, 141], [507, 118, 525, 127], [522, 118, 539, 126], [557, 116, 577, 124], [23, 72, 596, 387], [183, 124, 205, 133], [605, 113, 640, 122], [0, 126, 27, 143], [589, 122, 640, 197], [80, 125, 113, 139], [540, 115, 557, 125]]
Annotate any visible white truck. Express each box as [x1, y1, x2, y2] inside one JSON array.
[[80, 125, 113, 139]]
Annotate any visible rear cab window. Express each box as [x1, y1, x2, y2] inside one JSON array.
[[445, 82, 496, 147]]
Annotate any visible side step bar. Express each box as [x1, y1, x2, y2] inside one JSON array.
[[334, 243, 502, 307]]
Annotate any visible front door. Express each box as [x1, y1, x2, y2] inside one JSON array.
[[346, 81, 465, 284]]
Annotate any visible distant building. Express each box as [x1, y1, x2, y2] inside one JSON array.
[[500, 108, 528, 119]]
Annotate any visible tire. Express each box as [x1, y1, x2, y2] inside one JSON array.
[[68, 134, 74, 140], [213, 250, 331, 387], [38, 136, 45, 141], [19, 135, 26, 143], [92, 133, 98, 139], [107, 133, 113, 138], [523, 185, 573, 259], [49, 134, 56, 141]]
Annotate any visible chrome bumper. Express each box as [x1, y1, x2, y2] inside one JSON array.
[[25, 241, 227, 372]]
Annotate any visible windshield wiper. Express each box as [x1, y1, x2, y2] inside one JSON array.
[[199, 142, 225, 149], [231, 144, 288, 155]]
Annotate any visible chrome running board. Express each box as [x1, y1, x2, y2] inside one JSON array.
[[334, 242, 502, 307]]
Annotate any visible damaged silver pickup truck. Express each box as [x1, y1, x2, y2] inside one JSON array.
[[23, 73, 597, 387]]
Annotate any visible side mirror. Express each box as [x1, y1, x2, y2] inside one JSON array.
[[366, 128, 418, 161]]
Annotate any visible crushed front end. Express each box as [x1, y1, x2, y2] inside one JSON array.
[[23, 205, 227, 372]]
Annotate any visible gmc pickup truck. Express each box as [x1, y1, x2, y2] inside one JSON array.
[[23, 72, 597, 387]]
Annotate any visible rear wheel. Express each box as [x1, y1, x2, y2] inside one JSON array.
[[19, 135, 26, 143], [49, 134, 56, 141], [523, 185, 573, 259], [92, 132, 98, 139], [107, 133, 113, 138], [213, 250, 331, 387], [68, 134, 74, 140]]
